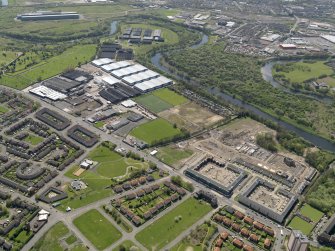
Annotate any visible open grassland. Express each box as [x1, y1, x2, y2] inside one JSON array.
[[135, 197, 212, 250], [0, 4, 134, 39], [300, 204, 324, 222], [171, 222, 217, 251], [135, 94, 173, 113], [31, 222, 88, 251], [156, 145, 193, 167], [130, 118, 183, 145], [0, 44, 96, 89], [273, 61, 333, 83], [112, 240, 142, 251], [89, 144, 149, 178], [152, 88, 189, 106], [0, 105, 9, 114], [288, 216, 314, 235], [159, 102, 224, 133], [73, 209, 122, 250], [0, 51, 18, 66]]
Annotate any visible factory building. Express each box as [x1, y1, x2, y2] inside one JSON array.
[[17, 11, 79, 21]]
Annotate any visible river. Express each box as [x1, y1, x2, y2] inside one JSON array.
[[261, 60, 333, 104], [150, 34, 335, 152], [110, 21, 118, 35]]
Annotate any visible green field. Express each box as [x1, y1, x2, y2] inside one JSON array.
[[0, 105, 9, 114], [300, 204, 324, 222], [24, 134, 44, 145], [0, 44, 96, 89], [273, 61, 333, 83], [89, 144, 149, 178], [152, 88, 189, 106], [288, 216, 314, 235], [135, 197, 212, 250], [156, 145, 193, 167], [0, 51, 18, 67], [61, 165, 113, 211], [73, 209, 122, 250], [171, 222, 217, 251], [130, 118, 183, 145], [31, 222, 88, 251], [112, 240, 142, 251], [135, 94, 173, 113]]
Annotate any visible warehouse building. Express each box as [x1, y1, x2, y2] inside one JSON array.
[[122, 70, 159, 86], [101, 61, 133, 72], [99, 83, 140, 104], [17, 11, 79, 21], [91, 58, 114, 67], [101, 76, 121, 86], [121, 27, 132, 39], [111, 64, 147, 79], [43, 77, 83, 94], [134, 76, 173, 92], [29, 86, 67, 101], [153, 29, 164, 42]]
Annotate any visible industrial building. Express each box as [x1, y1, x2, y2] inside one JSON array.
[[29, 86, 67, 101], [91, 58, 114, 67], [92, 59, 173, 102], [43, 77, 83, 94], [17, 11, 79, 21]]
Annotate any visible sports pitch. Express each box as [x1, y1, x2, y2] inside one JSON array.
[[130, 118, 183, 145], [73, 209, 122, 250]]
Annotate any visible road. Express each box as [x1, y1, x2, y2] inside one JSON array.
[[0, 86, 285, 251]]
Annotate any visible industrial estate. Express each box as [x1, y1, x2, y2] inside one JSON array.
[[0, 0, 335, 251]]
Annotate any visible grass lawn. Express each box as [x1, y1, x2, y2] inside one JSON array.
[[112, 240, 142, 251], [274, 61, 333, 83], [0, 51, 18, 66], [135, 94, 173, 113], [94, 121, 105, 128], [61, 165, 113, 211], [65, 235, 78, 245], [31, 221, 87, 251], [0, 105, 9, 114], [130, 118, 183, 145], [300, 204, 324, 222], [73, 209, 122, 250], [0, 44, 96, 89], [89, 144, 149, 178], [23, 134, 44, 145], [288, 216, 314, 235], [156, 145, 193, 167], [135, 197, 212, 250], [171, 222, 216, 251], [152, 88, 188, 106]]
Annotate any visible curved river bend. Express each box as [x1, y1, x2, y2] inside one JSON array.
[[150, 35, 335, 152]]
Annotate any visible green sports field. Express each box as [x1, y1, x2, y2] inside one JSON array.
[[288, 216, 314, 235], [31, 222, 87, 251], [135, 94, 173, 113], [130, 118, 183, 145], [135, 197, 212, 250], [152, 88, 189, 106], [300, 204, 323, 222], [73, 209, 122, 250]]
